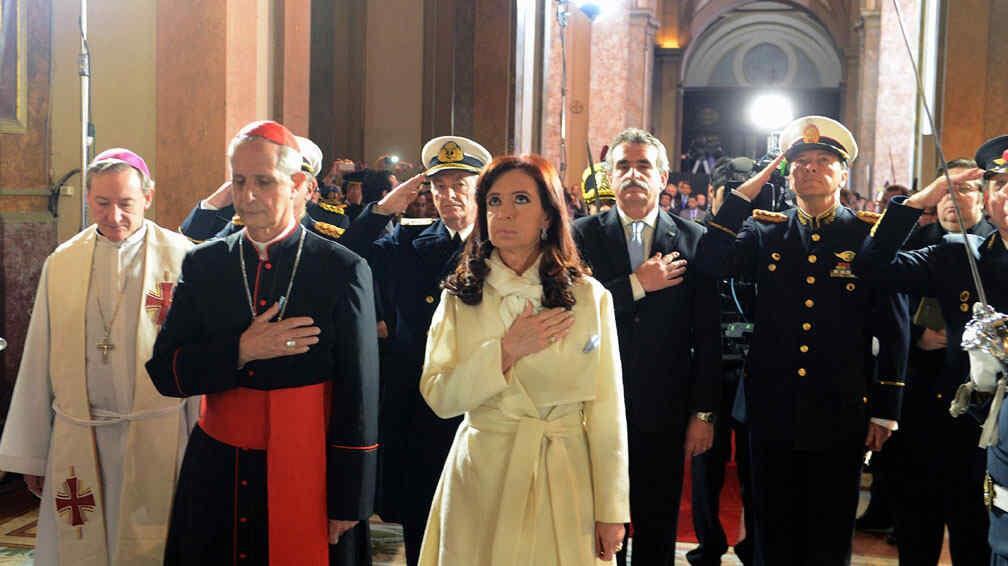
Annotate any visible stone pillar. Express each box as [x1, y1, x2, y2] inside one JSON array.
[[276, 0, 312, 135], [156, 0, 311, 231], [939, 0, 1008, 160], [872, 0, 917, 191], [0, 0, 55, 412], [852, 9, 881, 198], [653, 47, 683, 171]]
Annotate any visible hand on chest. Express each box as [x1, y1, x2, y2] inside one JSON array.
[[455, 290, 602, 404]]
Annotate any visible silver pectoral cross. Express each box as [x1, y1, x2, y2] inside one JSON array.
[[96, 339, 114, 363]]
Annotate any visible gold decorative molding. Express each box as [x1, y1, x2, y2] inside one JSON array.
[[0, 0, 27, 134]]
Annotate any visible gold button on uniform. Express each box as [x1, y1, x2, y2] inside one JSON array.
[[802, 322, 812, 331], [863, 396, 869, 404], [808, 254, 818, 264], [960, 291, 971, 302], [768, 264, 777, 272], [961, 303, 970, 312], [806, 276, 815, 285], [425, 295, 435, 304], [804, 299, 815, 308], [771, 252, 782, 261], [937, 393, 944, 400], [797, 368, 807, 377], [811, 233, 821, 242], [799, 345, 809, 353], [846, 282, 856, 292]]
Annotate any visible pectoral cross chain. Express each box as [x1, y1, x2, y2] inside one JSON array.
[[96, 339, 114, 363]]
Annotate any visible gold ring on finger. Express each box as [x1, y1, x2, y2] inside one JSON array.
[[285, 339, 297, 348], [549, 335, 558, 343]]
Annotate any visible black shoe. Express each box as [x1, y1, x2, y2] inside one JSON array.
[[855, 512, 894, 534]]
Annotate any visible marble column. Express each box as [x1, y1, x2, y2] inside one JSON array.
[[0, 0, 56, 415], [852, 9, 881, 199], [155, 0, 312, 231]]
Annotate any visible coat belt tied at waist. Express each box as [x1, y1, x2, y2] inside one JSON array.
[[467, 409, 586, 566]]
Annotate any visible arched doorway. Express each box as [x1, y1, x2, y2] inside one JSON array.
[[679, 1, 844, 172]]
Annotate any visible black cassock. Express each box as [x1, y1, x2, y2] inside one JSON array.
[[146, 225, 379, 566]]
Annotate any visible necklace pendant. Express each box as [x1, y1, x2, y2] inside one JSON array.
[[96, 339, 115, 363]]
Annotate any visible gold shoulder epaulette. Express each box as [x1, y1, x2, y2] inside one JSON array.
[[857, 210, 882, 225], [231, 214, 244, 227], [315, 221, 346, 239], [752, 209, 787, 224], [318, 201, 347, 214]]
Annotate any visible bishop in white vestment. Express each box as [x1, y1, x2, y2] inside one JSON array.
[[0, 149, 198, 566]]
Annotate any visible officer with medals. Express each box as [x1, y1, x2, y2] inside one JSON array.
[[695, 115, 910, 565], [853, 135, 1008, 565], [178, 136, 351, 242], [350, 136, 491, 566]]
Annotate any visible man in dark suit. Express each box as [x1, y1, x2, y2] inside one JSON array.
[[696, 116, 909, 565], [572, 127, 722, 566], [352, 136, 492, 566]]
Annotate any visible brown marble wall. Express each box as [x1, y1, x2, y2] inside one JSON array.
[[940, 0, 1008, 160], [0, 220, 56, 412], [0, 0, 56, 410], [871, 0, 917, 192]]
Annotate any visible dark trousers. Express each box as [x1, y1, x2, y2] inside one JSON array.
[[686, 368, 754, 565], [884, 405, 990, 565], [749, 437, 863, 566], [617, 424, 687, 566], [686, 422, 753, 565]]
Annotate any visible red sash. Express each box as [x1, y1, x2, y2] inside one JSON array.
[[201, 384, 329, 565]]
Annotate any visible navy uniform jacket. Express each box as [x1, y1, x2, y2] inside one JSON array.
[[572, 207, 722, 432], [901, 218, 996, 406], [353, 203, 465, 527], [696, 194, 909, 450], [179, 201, 350, 242], [851, 198, 1008, 555], [177, 202, 374, 258], [145, 226, 379, 564]]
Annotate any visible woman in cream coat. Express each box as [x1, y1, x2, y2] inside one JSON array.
[[418, 154, 630, 565]]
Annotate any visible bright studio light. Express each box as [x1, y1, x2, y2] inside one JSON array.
[[389, 155, 400, 164], [571, 0, 615, 21], [749, 93, 794, 131]]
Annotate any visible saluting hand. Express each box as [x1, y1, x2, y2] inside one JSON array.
[[635, 252, 687, 292], [237, 302, 321, 368], [204, 181, 234, 209], [905, 167, 984, 210], [500, 302, 575, 372], [375, 173, 427, 216], [734, 153, 786, 201]]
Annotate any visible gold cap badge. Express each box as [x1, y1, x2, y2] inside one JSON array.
[[802, 124, 821, 144], [437, 142, 464, 164]]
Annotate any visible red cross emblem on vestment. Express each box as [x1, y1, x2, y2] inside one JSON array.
[[55, 469, 96, 527], [145, 281, 175, 325]]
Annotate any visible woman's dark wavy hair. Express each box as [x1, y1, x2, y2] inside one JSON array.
[[443, 154, 589, 309]]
